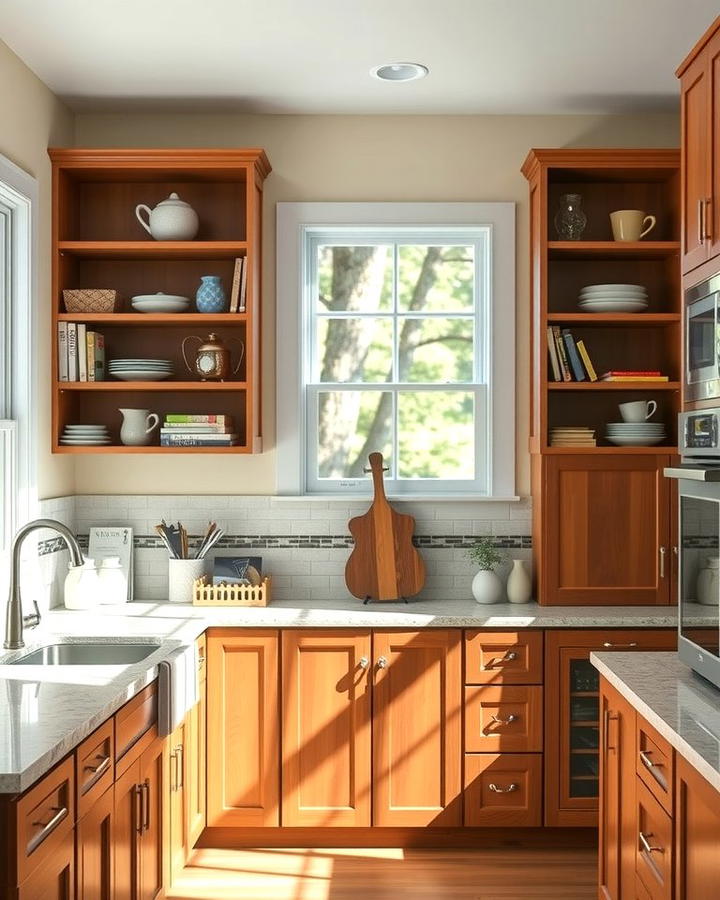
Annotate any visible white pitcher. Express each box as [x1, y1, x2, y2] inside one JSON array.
[[119, 408, 159, 446]]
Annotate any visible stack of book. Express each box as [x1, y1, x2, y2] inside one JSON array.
[[229, 257, 248, 313], [160, 414, 239, 448], [599, 370, 669, 382], [549, 427, 597, 448], [547, 326, 597, 382], [57, 322, 105, 382]]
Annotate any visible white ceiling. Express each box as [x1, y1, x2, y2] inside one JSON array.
[[1, 0, 717, 114]]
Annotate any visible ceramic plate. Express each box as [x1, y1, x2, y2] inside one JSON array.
[[131, 294, 190, 304], [581, 284, 647, 293], [578, 302, 648, 312], [110, 371, 173, 381], [132, 299, 191, 313], [60, 439, 113, 445], [605, 435, 666, 446], [578, 292, 648, 300], [109, 359, 173, 365]]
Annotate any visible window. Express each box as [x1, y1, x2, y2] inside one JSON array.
[[277, 203, 515, 498], [0, 155, 37, 554]]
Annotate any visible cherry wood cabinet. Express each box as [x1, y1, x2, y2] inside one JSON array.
[[372, 630, 462, 827], [675, 755, 720, 899], [17, 826, 74, 900], [167, 719, 187, 880], [281, 630, 372, 827], [544, 629, 676, 827], [76, 783, 114, 900], [542, 455, 673, 606], [678, 18, 720, 273], [598, 679, 636, 900], [206, 629, 279, 827], [185, 638, 206, 848]]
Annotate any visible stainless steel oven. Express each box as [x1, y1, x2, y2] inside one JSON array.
[[686, 272, 720, 402], [665, 408, 720, 689]]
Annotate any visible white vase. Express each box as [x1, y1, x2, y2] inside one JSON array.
[[506, 558, 532, 604], [471, 569, 503, 605]]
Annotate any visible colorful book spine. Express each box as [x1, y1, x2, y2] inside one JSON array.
[[575, 340, 597, 382], [161, 424, 234, 433], [67, 323, 78, 381], [94, 333, 105, 381], [86, 331, 96, 382], [238, 257, 248, 312], [57, 322, 68, 381], [601, 370, 661, 376], [229, 257, 242, 313], [552, 326, 572, 381], [77, 324, 87, 381], [562, 330, 586, 381], [546, 326, 561, 381], [164, 414, 234, 424], [600, 375, 669, 382], [160, 434, 238, 447]]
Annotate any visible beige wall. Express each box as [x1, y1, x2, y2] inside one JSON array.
[[0, 40, 75, 499], [67, 112, 679, 496]]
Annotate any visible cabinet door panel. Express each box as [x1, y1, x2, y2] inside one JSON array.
[[77, 783, 114, 900], [282, 630, 371, 827], [113, 759, 141, 900], [17, 825, 74, 900], [708, 31, 720, 259], [167, 721, 186, 880], [207, 629, 279, 827], [544, 456, 670, 605], [139, 738, 164, 900], [372, 630, 462, 827], [675, 755, 720, 899], [186, 690, 206, 848], [681, 52, 710, 272]]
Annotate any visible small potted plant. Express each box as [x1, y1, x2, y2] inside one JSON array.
[[467, 538, 507, 605]]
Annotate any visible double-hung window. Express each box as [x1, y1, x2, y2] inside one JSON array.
[[277, 203, 515, 498], [0, 155, 37, 557]]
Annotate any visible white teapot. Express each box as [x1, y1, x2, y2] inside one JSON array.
[[135, 192, 199, 241]]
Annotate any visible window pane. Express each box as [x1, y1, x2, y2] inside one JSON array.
[[317, 245, 392, 312], [398, 391, 474, 479], [317, 391, 393, 478], [317, 318, 393, 383], [398, 317, 474, 383], [398, 245, 474, 312]]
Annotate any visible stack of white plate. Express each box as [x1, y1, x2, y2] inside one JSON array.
[[131, 293, 191, 314], [578, 283, 648, 313], [605, 422, 666, 446], [108, 359, 174, 382], [60, 424, 111, 446]]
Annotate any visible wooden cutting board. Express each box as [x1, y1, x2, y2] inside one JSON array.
[[345, 452, 425, 602]]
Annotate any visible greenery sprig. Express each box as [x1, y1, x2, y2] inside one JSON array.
[[466, 537, 506, 571]]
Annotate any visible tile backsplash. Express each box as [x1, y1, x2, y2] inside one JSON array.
[[37, 495, 532, 604]]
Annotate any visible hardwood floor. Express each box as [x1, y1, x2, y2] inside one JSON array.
[[165, 841, 597, 899]]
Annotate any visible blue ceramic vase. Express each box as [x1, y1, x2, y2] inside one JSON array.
[[196, 275, 228, 313]]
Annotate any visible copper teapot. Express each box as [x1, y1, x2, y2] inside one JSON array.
[[182, 333, 244, 382]]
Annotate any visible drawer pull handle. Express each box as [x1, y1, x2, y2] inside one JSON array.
[[639, 831, 663, 854], [142, 779, 151, 831], [28, 806, 68, 854], [84, 754, 111, 778], [488, 782, 518, 793], [489, 713, 517, 726], [197, 654, 205, 670], [358, 656, 369, 670], [639, 750, 660, 770], [483, 651, 518, 670], [602, 642, 638, 649], [134, 785, 143, 834], [177, 745, 184, 790]]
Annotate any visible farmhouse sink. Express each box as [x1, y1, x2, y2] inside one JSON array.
[[8, 642, 161, 666]]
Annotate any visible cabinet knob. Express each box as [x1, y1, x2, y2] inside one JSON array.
[[377, 656, 388, 669], [488, 782, 518, 794], [358, 656, 369, 670], [489, 713, 517, 726]]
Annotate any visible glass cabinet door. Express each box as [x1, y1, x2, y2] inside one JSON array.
[[568, 658, 600, 799]]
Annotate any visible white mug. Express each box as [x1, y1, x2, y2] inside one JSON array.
[[619, 400, 657, 423], [610, 209, 656, 242]]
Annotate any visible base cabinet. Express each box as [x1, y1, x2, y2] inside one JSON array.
[[186, 641, 206, 848], [675, 756, 720, 899], [17, 827, 74, 900], [76, 784, 114, 900], [167, 720, 187, 880]]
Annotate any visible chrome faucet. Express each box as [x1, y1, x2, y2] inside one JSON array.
[[4, 519, 84, 650]]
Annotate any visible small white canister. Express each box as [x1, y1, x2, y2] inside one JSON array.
[[168, 558, 206, 604], [64, 558, 100, 610], [696, 556, 720, 605]]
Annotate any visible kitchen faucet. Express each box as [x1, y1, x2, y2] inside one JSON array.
[[4, 519, 84, 650]]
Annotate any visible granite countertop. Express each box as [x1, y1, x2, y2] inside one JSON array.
[[0, 598, 708, 795], [591, 651, 720, 794]]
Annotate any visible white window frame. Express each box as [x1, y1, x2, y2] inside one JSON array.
[[276, 203, 516, 500], [0, 154, 38, 554]]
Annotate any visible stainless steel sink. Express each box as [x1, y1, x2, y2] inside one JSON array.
[[9, 642, 161, 666]]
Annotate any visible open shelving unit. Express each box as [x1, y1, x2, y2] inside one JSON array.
[[49, 148, 271, 453]]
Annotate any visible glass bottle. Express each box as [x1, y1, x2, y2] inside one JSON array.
[[554, 193, 587, 241]]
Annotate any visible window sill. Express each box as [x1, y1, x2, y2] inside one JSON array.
[[274, 494, 522, 503]]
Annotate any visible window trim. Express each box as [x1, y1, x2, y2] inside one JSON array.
[[276, 202, 516, 499], [0, 154, 38, 551]]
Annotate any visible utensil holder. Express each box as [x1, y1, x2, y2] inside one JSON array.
[[168, 558, 207, 603]]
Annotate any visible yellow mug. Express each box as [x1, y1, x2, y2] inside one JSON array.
[[610, 209, 656, 242]]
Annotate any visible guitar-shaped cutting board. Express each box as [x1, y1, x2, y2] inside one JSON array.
[[345, 452, 425, 602]]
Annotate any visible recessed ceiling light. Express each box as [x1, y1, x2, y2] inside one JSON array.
[[370, 62, 429, 82]]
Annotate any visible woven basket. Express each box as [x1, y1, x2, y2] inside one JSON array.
[[63, 289, 119, 313], [192, 575, 271, 607]]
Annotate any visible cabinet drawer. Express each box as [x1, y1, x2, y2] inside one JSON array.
[[15, 757, 74, 884], [115, 681, 157, 773], [635, 779, 673, 900], [464, 685, 543, 752], [636, 715, 674, 815], [76, 718, 114, 819], [17, 823, 74, 900], [464, 753, 541, 826], [464, 630, 543, 685]]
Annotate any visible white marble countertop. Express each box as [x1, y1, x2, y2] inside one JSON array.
[[0, 598, 707, 795], [591, 651, 720, 794]]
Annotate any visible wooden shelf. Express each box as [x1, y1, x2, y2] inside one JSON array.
[[548, 381, 680, 391], [58, 241, 248, 259], [543, 446, 678, 455], [53, 444, 251, 454], [57, 313, 247, 325], [548, 241, 680, 260], [57, 381, 247, 391], [546, 313, 680, 325]]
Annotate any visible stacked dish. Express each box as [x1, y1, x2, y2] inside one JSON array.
[[578, 283, 648, 313], [131, 293, 191, 314], [108, 359, 174, 382], [60, 424, 111, 446], [605, 422, 666, 447]]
